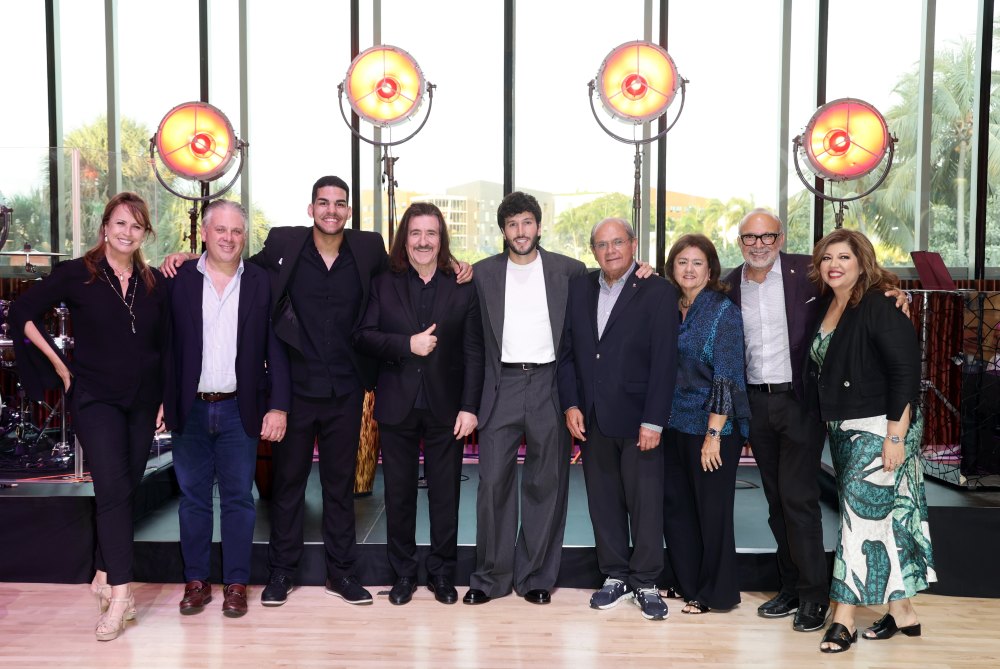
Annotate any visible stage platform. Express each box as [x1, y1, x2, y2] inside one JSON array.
[[3, 459, 999, 597]]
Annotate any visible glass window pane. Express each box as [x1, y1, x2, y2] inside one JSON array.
[[824, 1, 921, 268], [0, 3, 52, 258], [378, 0, 503, 261], [515, 2, 644, 266], [247, 2, 353, 238], [666, 1, 782, 269]]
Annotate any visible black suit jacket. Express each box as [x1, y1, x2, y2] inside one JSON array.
[[164, 259, 291, 438], [724, 252, 822, 402], [804, 291, 920, 422], [353, 269, 485, 426], [557, 268, 678, 438], [249, 226, 389, 391]]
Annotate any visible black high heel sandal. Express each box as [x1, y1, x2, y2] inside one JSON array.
[[864, 613, 921, 640]]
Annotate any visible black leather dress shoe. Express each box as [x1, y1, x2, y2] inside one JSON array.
[[793, 601, 830, 632], [523, 589, 551, 605], [758, 592, 799, 618], [389, 577, 417, 605], [462, 588, 491, 605], [427, 576, 458, 604]]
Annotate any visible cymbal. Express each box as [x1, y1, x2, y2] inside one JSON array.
[[0, 248, 68, 257]]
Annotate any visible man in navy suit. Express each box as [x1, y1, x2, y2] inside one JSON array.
[[557, 217, 678, 621], [724, 208, 829, 632], [165, 200, 291, 618]]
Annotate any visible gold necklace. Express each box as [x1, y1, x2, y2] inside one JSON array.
[[105, 269, 137, 334], [679, 296, 693, 309]]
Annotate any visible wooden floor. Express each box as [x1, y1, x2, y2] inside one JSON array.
[[1, 584, 998, 668]]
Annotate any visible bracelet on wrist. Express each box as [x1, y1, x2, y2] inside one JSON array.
[[885, 434, 902, 444], [706, 427, 721, 440]]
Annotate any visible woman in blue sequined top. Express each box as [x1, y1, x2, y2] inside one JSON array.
[[662, 233, 750, 614]]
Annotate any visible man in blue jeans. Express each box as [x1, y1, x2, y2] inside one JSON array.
[[165, 200, 290, 617]]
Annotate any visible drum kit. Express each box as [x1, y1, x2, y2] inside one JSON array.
[[0, 237, 79, 476]]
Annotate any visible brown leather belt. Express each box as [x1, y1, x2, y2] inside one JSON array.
[[196, 391, 238, 402]]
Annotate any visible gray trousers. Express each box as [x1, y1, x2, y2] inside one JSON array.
[[469, 365, 571, 596]]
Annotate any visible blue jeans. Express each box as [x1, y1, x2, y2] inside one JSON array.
[[173, 398, 258, 584]]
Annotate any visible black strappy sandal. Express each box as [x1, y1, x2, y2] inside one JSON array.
[[820, 623, 857, 653], [682, 600, 711, 614]]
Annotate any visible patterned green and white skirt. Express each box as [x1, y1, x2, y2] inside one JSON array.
[[827, 409, 936, 606]]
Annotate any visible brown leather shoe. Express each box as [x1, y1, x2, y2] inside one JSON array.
[[222, 584, 248, 618], [179, 580, 212, 615]]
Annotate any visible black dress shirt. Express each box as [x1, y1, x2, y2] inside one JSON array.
[[286, 236, 363, 398], [408, 267, 440, 410]]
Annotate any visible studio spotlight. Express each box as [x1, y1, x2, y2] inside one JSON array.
[[792, 98, 895, 228], [339, 45, 434, 245], [150, 101, 247, 252], [588, 40, 687, 239]]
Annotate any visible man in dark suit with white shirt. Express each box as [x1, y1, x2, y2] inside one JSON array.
[[558, 217, 678, 621], [724, 208, 830, 632], [165, 200, 291, 618]]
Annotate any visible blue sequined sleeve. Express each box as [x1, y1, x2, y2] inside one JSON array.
[[703, 299, 751, 436]]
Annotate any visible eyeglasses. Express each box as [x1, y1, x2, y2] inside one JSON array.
[[739, 232, 780, 246], [593, 238, 630, 252]]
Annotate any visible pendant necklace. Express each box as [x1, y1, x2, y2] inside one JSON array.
[[106, 268, 137, 334]]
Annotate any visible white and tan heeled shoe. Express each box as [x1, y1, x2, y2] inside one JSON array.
[[95, 593, 136, 641]]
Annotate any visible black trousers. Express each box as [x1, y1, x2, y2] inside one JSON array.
[[663, 428, 742, 609], [379, 409, 463, 580], [580, 421, 664, 590], [267, 389, 364, 581], [748, 388, 829, 603], [72, 387, 159, 586]]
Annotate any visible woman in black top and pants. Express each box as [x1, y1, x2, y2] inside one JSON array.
[[11, 192, 170, 641]]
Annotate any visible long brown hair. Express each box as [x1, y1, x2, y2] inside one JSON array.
[[809, 228, 898, 306], [83, 192, 157, 292], [389, 202, 454, 275], [665, 233, 729, 293]]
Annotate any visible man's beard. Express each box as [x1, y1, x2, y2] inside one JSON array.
[[507, 234, 541, 256]]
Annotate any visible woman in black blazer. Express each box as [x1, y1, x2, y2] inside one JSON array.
[[10, 192, 169, 641], [804, 229, 935, 654]]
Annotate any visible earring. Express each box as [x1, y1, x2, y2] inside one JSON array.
[[104, 234, 109, 243]]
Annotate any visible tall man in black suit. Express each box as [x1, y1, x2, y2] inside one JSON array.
[[463, 192, 586, 607], [353, 202, 484, 606], [249, 175, 388, 606], [165, 200, 291, 618], [724, 208, 829, 631], [558, 217, 678, 621]]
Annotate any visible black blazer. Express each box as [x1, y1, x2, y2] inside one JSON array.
[[249, 226, 389, 391], [557, 268, 678, 438], [164, 259, 291, 438], [353, 269, 484, 426], [724, 252, 823, 402], [804, 291, 919, 422]]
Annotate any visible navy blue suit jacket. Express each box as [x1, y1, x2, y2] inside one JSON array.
[[557, 268, 678, 438], [164, 259, 291, 438]]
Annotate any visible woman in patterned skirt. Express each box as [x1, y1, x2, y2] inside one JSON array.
[[804, 228, 935, 653]]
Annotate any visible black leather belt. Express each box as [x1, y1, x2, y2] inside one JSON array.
[[746, 383, 792, 393], [501, 362, 554, 370], [196, 391, 238, 402]]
